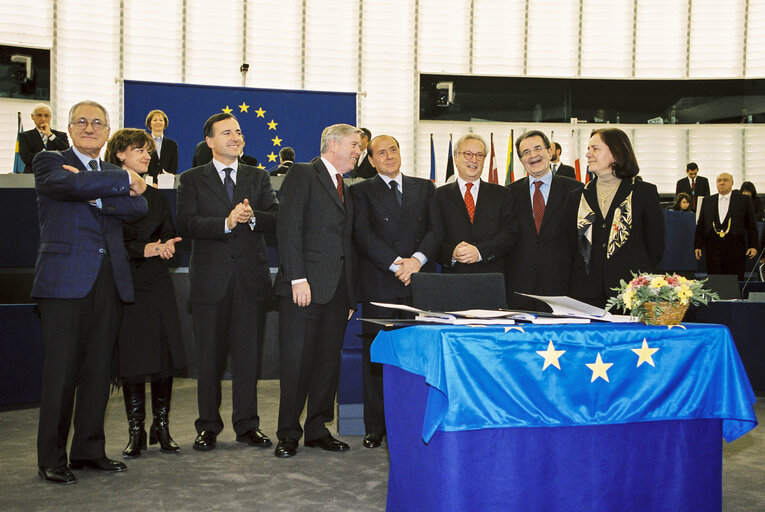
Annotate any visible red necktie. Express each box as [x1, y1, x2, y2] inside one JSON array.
[[335, 174, 344, 202], [464, 182, 476, 223], [691, 178, 695, 191], [533, 180, 545, 234]]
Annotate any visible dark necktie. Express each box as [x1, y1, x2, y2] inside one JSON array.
[[88, 159, 99, 171], [223, 167, 235, 204], [533, 180, 545, 234], [335, 174, 344, 202], [464, 182, 475, 223], [552, 164, 557, 174], [390, 180, 402, 207]]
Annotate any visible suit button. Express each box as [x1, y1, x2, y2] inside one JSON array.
[[384, 217, 389, 222], [601, 223, 607, 229], [602, 243, 606, 248], [98, 248, 105, 254]]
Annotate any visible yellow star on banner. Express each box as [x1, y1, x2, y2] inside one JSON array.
[[267, 119, 278, 130], [254, 107, 266, 117], [221, 105, 233, 114], [631, 338, 659, 367], [238, 102, 249, 113], [256, 163, 266, 170], [586, 353, 613, 382], [272, 136, 283, 146], [536, 340, 566, 371], [267, 152, 278, 162]]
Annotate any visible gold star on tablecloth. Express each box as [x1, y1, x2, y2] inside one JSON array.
[[254, 107, 266, 117], [272, 136, 282, 146], [536, 340, 565, 371], [239, 102, 249, 113], [267, 119, 278, 130], [631, 339, 659, 367], [586, 353, 613, 382], [221, 105, 233, 114]]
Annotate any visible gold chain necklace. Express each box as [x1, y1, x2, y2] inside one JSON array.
[[596, 180, 621, 211]]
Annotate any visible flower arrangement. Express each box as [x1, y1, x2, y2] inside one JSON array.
[[606, 273, 719, 324]]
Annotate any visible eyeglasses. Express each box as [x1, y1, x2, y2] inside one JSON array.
[[520, 145, 547, 159], [458, 151, 486, 161], [70, 118, 109, 132]]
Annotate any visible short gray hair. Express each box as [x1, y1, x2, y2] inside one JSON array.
[[32, 103, 51, 115], [320, 124, 363, 154], [453, 133, 487, 157], [68, 100, 110, 127]]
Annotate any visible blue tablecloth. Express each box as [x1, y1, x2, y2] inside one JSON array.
[[371, 323, 757, 443]]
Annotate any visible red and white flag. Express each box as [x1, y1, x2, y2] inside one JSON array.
[[488, 133, 498, 184]]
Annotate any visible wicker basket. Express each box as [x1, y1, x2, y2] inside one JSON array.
[[642, 301, 689, 325]]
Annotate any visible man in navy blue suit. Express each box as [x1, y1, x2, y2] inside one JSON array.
[[33, 100, 148, 484]]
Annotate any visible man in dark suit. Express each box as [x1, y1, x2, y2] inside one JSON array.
[[436, 134, 515, 281], [694, 172, 758, 280], [273, 124, 360, 458], [676, 162, 710, 212], [550, 142, 576, 179], [33, 100, 148, 484], [507, 131, 582, 311], [145, 109, 178, 178], [268, 146, 294, 176], [19, 103, 70, 169], [176, 113, 278, 452], [350, 135, 442, 449], [350, 127, 376, 179]]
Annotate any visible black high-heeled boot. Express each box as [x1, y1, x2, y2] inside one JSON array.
[[122, 382, 147, 458], [149, 377, 180, 453]]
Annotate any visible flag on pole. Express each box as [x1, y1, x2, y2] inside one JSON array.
[[505, 129, 514, 185], [572, 129, 582, 182], [429, 134, 436, 182], [487, 133, 498, 184], [13, 112, 25, 174], [445, 134, 454, 182]]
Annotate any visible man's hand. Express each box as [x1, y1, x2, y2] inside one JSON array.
[[746, 247, 758, 259], [126, 170, 147, 196], [292, 281, 312, 307], [238, 198, 254, 223], [394, 257, 422, 286], [694, 248, 702, 260], [348, 309, 355, 320], [226, 203, 245, 230], [144, 237, 183, 259], [453, 241, 480, 264]]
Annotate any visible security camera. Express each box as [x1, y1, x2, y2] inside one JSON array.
[[11, 54, 33, 83], [435, 81, 454, 107]]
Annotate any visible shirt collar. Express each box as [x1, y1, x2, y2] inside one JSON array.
[[378, 171, 402, 189], [457, 176, 480, 192], [719, 192, 731, 199], [71, 145, 100, 169], [212, 158, 238, 174], [321, 156, 342, 179], [529, 170, 553, 188]]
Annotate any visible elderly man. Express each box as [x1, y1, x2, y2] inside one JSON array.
[[695, 172, 758, 280], [19, 103, 70, 169], [506, 131, 582, 311], [33, 100, 148, 484], [350, 134, 442, 448], [273, 124, 359, 458]]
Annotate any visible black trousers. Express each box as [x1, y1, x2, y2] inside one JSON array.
[[192, 276, 265, 435], [705, 235, 746, 280], [37, 259, 123, 467], [360, 299, 414, 435], [276, 278, 350, 441]]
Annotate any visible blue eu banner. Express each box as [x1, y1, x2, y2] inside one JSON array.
[[124, 80, 356, 173]]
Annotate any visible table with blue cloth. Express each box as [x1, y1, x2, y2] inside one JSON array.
[[371, 323, 757, 512]]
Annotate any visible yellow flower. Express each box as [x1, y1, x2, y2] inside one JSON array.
[[623, 289, 635, 310], [650, 277, 668, 289], [677, 284, 692, 304]]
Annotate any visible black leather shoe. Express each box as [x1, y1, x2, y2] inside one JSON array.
[[363, 433, 384, 449], [193, 430, 217, 451], [274, 437, 298, 458], [39, 465, 77, 484], [69, 457, 127, 472], [304, 434, 350, 452], [236, 428, 272, 448]]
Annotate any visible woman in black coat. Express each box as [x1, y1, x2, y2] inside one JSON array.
[[105, 128, 186, 457], [569, 128, 665, 309], [145, 109, 179, 180]]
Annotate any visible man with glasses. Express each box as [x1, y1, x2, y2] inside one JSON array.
[[506, 130, 582, 311], [436, 133, 515, 281], [32, 100, 148, 484], [19, 103, 70, 170]]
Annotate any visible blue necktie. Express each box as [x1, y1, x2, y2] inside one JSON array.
[[223, 167, 235, 204], [88, 159, 99, 171], [390, 180, 402, 207]]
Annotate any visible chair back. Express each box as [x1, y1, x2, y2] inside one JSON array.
[[703, 274, 742, 300]]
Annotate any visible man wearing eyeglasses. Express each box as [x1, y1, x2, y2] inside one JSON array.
[[436, 134, 515, 284], [32, 100, 148, 484], [19, 103, 70, 170], [506, 130, 583, 312]]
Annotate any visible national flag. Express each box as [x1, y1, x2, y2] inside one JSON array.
[[13, 112, 24, 174], [445, 135, 454, 182], [487, 133, 498, 184], [505, 129, 514, 185], [429, 134, 436, 182], [572, 129, 582, 182]]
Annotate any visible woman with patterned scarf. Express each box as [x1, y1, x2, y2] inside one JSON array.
[[568, 128, 665, 309]]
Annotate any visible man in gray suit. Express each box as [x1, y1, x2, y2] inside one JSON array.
[[273, 124, 360, 458], [176, 112, 278, 451]]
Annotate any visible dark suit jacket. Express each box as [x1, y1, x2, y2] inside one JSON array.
[[269, 162, 292, 176], [147, 136, 178, 177], [676, 175, 711, 198], [176, 162, 278, 304], [694, 191, 758, 250], [351, 174, 442, 302], [436, 180, 515, 274], [273, 158, 355, 305], [19, 128, 69, 169], [350, 153, 376, 179], [552, 163, 576, 179], [506, 174, 583, 309], [569, 178, 665, 304], [31, 148, 148, 302]]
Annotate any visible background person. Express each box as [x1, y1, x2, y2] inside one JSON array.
[[671, 192, 693, 212], [739, 181, 764, 221], [145, 109, 179, 179], [19, 103, 70, 170]]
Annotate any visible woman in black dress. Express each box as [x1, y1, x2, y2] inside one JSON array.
[[145, 109, 179, 180], [569, 128, 665, 308], [105, 129, 186, 457]]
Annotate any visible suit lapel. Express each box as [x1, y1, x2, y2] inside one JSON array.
[[472, 180, 488, 226], [201, 163, 231, 206], [373, 174, 402, 219], [448, 182, 472, 225], [517, 177, 534, 227], [314, 160, 345, 211], [234, 165, 251, 204]]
